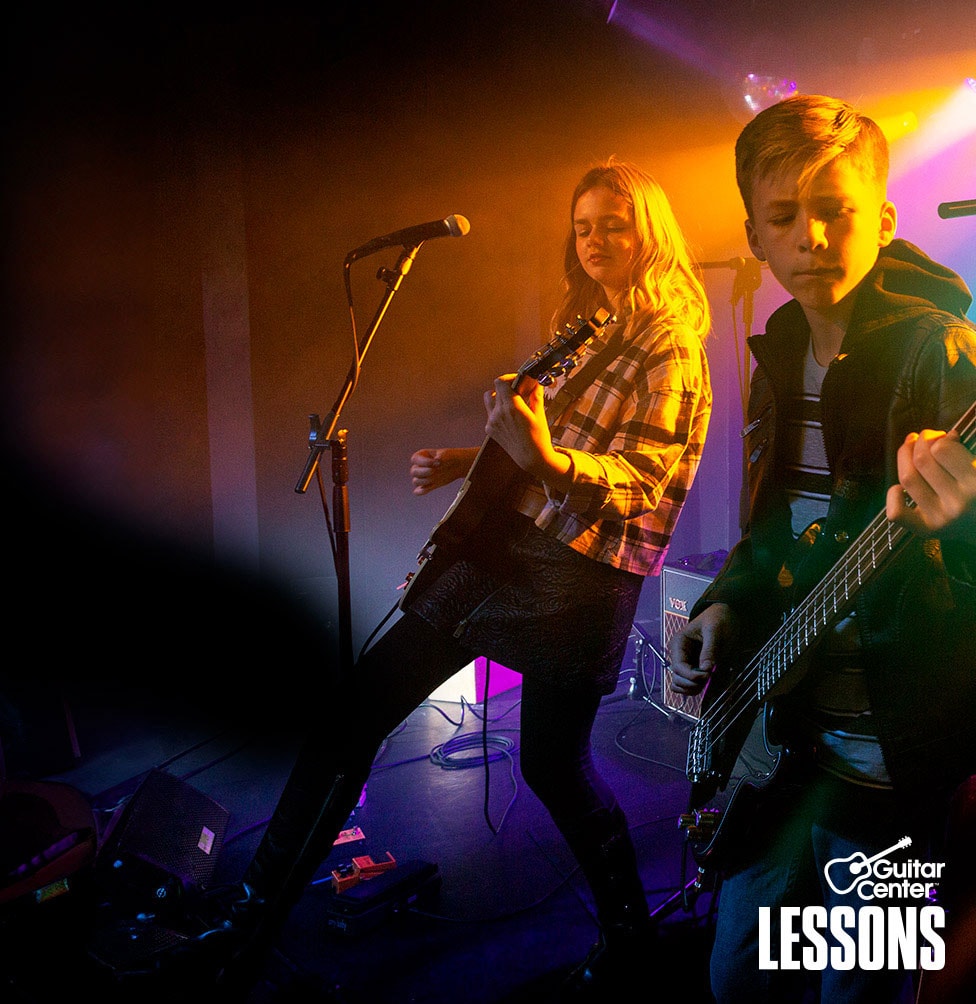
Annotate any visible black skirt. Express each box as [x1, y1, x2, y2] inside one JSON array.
[[406, 512, 643, 695]]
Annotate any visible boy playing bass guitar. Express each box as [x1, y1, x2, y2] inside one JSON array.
[[669, 94, 976, 1003]]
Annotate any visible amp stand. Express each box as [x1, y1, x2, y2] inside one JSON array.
[[629, 621, 676, 719]]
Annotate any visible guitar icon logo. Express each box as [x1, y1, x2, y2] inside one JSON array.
[[824, 836, 913, 895]]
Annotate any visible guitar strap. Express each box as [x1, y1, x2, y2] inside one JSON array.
[[544, 325, 626, 421]]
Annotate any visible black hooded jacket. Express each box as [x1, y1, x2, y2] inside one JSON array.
[[692, 238, 976, 810]]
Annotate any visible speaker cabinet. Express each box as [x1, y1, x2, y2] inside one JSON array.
[[89, 770, 230, 974], [98, 769, 229, 895], [660, 565, 715, 720]]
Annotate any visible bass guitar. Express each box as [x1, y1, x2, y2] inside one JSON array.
[[679, 398, 976, 869], [399, 308, 614, 611]]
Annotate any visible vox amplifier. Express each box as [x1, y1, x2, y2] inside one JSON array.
[[660, 564, 716, 720]]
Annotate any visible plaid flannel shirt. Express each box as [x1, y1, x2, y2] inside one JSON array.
[[517, 314, 712, 577]]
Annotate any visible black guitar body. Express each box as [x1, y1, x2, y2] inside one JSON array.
[[683, 701, 802, 868], [399, 439, 527, 611], [399, 309, 614, 612]]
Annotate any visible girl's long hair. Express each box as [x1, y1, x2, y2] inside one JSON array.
[[554, 157, 711, 342]]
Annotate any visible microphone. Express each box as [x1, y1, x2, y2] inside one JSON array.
[[937, 200, 976, 219], [346, 214, 471, 261]]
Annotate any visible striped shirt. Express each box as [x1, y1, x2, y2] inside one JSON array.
[[516, 313, 712, 577], [785, 341, 890, 787], [782, 340, 832, 535]]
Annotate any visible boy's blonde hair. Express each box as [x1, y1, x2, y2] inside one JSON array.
[[735, 94, 890, 219]]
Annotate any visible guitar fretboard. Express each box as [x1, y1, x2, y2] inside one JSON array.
[[756, 514, 907, 698]]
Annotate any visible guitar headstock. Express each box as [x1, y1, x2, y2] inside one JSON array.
[[517, 308, 615, 387]]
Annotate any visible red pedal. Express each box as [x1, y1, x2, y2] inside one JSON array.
[[331, 852, 396, 893], [352, 852, 396, 879], [331, 862, 360, 893]]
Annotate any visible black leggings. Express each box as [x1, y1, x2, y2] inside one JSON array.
[[341, 610, 616, 833], [236, 608, 632, 975]]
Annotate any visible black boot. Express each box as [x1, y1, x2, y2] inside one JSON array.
[[560, 802, 655, 998]]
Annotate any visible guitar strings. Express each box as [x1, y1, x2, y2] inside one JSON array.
[[690, 402, 976, 776], [690, 515, 887, 766], [694, 508, 909, 759]]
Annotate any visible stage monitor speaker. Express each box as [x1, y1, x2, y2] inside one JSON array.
[[87, 770, 231, 975], [98, 768, 229, 895], [660, 565, 715, 720]]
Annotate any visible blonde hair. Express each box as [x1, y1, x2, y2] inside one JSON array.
[[735, 94, 890, 219], [555, 158, 711, 342]]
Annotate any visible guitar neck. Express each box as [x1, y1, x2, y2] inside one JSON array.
[[753, 509, 908, 700], [753, 397, 976, 701]]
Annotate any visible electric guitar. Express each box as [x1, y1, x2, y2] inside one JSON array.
[[679, 398, 976, 869], [399, 308, 614, 612]]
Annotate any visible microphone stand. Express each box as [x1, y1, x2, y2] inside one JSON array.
[[699, 256, 763, 333], [700, 256, 763, 419], [295, 243, 422, 675]]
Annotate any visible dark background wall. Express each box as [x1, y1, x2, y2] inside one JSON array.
[[3, 1, 973, 657]]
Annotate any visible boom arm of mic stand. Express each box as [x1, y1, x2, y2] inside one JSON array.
[[294, 244, 421, 495]]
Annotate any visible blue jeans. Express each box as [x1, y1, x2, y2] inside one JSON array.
[[710, 768, 925, 1003]]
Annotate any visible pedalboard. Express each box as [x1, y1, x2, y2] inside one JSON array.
[[322, 858, 440, 937]]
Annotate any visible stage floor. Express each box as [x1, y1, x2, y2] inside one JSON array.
[[2, 655, 718, 1003]]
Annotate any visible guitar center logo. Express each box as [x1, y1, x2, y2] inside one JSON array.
[[823, 836, 943, 901], [759, 836, 947, 973]]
